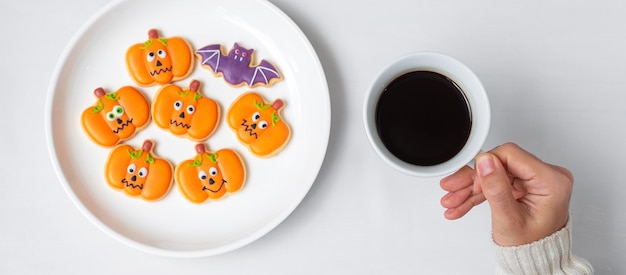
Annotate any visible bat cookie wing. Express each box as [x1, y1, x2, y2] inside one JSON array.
[[196, 44, 223, 74], [249, 60, 282, 87]]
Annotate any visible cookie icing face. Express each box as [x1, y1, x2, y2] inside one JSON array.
[[152, 80, 220, 141], [105, 140, 173, 201], [126, 29, 194, 86], [227, 92, 291, 157], [175, 144, 246, 203], [81, 86, 150, 147]]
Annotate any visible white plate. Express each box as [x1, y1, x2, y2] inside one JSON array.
[[45, 0, 330, 257]]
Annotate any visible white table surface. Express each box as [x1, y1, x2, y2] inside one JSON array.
[[2, 0, 623, 273]]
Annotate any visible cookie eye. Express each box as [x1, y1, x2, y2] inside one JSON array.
[[235, 49, 240, 54], [106, 111, 116, 121], [138, 167, 148, 178], [186, 105, 195, 114], [157, 49, 166, 58], [198, 171, 207, 181], [242, 52, 248, 57], [113, 105, 124, 117], [259, 121, 268, 129], [147, 52, 156, 62], [252, 112, 261, 122], [174, 100, 183, 111], [127, 163, 136, 174], [209, 167, 218, 176]]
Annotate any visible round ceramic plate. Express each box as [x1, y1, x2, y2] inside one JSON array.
[[45, 0, 330, 257]]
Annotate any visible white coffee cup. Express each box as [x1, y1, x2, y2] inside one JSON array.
[[363, 52, 490, 178]]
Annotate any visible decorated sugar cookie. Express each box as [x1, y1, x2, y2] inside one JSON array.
[[152, 80, 220, 141], [196, 42, 282, 88], [126, 29, 194, 86], [175, 144, 246, 203], [81, 86, 150, 147], [105, 140, 173, 201], [227, 92, 290, 157]]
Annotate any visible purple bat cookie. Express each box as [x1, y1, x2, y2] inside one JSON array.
[[196, 43, 282, 87]]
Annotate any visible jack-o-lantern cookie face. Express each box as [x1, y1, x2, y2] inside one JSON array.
[[227, 92, 290, 157], [105, 140, 173, 201], [152, 80, 220, 141], [175, 144, 246, 203], [126, 29, 194, 86], [81, 86, 150, 147]]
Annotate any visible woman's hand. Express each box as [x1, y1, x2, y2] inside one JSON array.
[[440, 142, 573, 246]]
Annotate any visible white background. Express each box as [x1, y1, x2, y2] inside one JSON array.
[[1, 0, 624, 274]]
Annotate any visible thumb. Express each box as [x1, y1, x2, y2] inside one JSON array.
[[475, 153, 521, 220]]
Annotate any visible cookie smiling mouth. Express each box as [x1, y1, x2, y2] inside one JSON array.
[[150, 66, 172, 76], [202, 178, 227, 193], [121, 178, 143, 190], [170, 119, 191, 129]]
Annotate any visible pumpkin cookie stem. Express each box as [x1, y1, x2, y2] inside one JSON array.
[[195, 143, 206, 154], [148, 29, 159, 39], [272, 99, 284, 110], [142, 140, 154, 152], [94, 87, 106, 98], [190, 80, 200, 92]]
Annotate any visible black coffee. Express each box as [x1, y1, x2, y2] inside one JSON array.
[[375, 71, 472, 166]]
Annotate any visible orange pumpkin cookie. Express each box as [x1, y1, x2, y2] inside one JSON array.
[[227, 92, 290, 157], [81, 86, 150, 147], [152, 80, 220, 141], [126, 29, 194, 86], [105, 140, 173, 201], [175, 144, 246, 203]]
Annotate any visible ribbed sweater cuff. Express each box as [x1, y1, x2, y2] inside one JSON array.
[[494, 219, 593, 275]]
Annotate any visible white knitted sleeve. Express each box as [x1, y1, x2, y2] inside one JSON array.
[[494, 219, 593, 275]]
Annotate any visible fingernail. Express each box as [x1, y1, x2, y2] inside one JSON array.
[[477, 155, 495, 177]]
